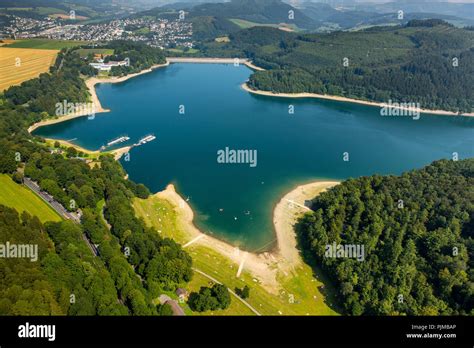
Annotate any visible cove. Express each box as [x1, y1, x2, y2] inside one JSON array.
[[33, 63, 474, 251]]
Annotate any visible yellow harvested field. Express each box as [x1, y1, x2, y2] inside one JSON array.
[[0, 39, 17, 46], [0, 47, 58, 91]]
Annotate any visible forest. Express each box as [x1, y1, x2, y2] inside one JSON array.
[[0, 44, 192, 315], [196, 20, 474, 113], [104, 41, 167, 76], [0, 205, 128, 315], [297, 159, 474, 316]]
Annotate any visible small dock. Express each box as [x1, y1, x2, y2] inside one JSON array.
[[100, 135, 130, 150]]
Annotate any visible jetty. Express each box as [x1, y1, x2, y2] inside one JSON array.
[[137, 134, 156, 145], [100, 136, 130, 150]]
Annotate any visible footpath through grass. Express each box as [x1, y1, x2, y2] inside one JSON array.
[[134, 194, 338, 316], [0, 174, 62, 223]]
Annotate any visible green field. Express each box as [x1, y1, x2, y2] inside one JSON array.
[[36, 7, 66, 15], [166, 47, 200, 55], [180, 271, 255, 316], [0, 6, 65, 15], [134, 195, 339, 316], [0, 174, 62, 223], [230, 18, 298, 32], [77, 48, 114, 58], [6, 39, 87, 50]]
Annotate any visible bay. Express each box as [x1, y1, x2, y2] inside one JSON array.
[[34, 63, 474, 250]]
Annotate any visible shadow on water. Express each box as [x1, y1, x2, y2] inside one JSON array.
[[294, 215, 344, 315]]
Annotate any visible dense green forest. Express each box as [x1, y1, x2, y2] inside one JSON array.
[[298, 159, 474, 316], [0, 205, 127, 315], [104, 41, 167, 76], [195, 20, 474, 113], [0, 44, 192, 315]]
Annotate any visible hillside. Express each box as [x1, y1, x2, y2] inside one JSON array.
[[137, 0, 316, 39], [190, 0, 316, 29], [204, 20, 474, 113], [300, 1, 474, 31], [0, 204, 127, 315], [0, 0, 134, 22], [297, 158, 474, 315], [354, 0, 474, 21]]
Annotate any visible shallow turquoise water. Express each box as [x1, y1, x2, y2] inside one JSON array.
[[34, 63, 474, 251]]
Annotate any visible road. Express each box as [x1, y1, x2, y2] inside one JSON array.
[[23, 177, 99, 257], [193, 268, 261, 316]]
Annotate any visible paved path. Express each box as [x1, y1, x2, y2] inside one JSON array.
[[193, 268, 261, 316], [285, 198, 311, 211], [236, 252, 248, 278], [183, 235, 204, 248]]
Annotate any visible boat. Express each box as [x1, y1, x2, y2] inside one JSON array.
[[138, 134, 156, 145], [107, 136, 130, 147]]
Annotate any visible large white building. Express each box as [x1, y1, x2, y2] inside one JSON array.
[[90, 60, 128, 72]]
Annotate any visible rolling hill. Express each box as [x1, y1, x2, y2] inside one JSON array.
[[189, 0, 316, 29], [197, 19, 474, 113]]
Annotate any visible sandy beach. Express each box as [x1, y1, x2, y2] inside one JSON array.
[[112, 146, 132, 160], [45, 138, 100, 155], [44, 138, 131, 160], [242, 83, 474, 117], [273, 181, 339, 269], [155, 181, 338, 291], [28, 61, 170, 133]]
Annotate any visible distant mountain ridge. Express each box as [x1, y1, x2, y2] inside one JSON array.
[[351, 0, 474, 21], [300, 1, 474, 30]]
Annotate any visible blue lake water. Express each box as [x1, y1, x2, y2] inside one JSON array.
[[34, 63, 474, 251]]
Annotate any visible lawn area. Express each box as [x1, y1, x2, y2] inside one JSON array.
[[180, 271, 255, 316], [230, 18, 298, 32], [167, 47, 200, 55], [5, 39, 87, 50], [76, 48, 114, 58], [80, 48, 112, 56], [133, 194, 339, 316], [230, 18, 274, 29], [0, 174, 62, 223]]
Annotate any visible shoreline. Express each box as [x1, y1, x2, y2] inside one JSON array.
[[241, 83, 474, 117], [28, 61, 171, 133], [44, 138, 131, 160], [27, 58, 474, 135], [154, 181, 339, 290], [167, 57, 265, 71], [28, 58, 261, 134]]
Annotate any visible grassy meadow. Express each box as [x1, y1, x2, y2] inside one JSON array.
[[5, 39, 86, 50], [0, 174, 62, 223]]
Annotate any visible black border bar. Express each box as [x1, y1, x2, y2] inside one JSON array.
[[0, 316, 472, 346]]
